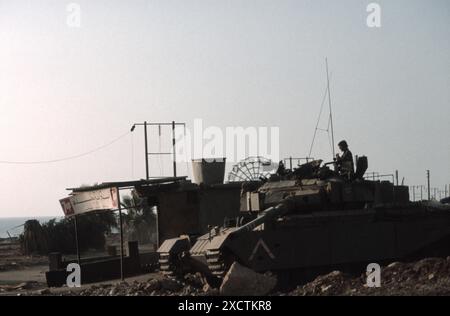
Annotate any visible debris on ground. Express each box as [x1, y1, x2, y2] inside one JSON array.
[[58, 273, 215, 296], [0, 281, 39, 293], [19, 257, 450, 296], [288, 257, 450, 296]]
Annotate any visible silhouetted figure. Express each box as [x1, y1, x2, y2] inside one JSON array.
[[276, 160, 286, 176], [336, 140, 354, 179]]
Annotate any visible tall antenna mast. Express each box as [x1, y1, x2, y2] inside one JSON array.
[[326, 58, 336, 160]]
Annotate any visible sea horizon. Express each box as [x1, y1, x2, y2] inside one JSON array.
[[0, 216, 62, 238]]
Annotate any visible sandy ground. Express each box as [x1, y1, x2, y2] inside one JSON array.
[[2, 238, 450, 296], [1, 269, 164, 296], [0, 239, 48, 271], [0, 239, 49, 295], [48, 272, 165, 296], [0, 238, 164, 296]]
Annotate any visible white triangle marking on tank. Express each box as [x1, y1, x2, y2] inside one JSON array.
[[249, 238, 275, 261]]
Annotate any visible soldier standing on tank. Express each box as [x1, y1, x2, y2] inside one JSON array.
[[335, 140, 354, 179], [276, 160, 287, 176]]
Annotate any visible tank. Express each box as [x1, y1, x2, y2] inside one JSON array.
[[158, 157, 450, 284]]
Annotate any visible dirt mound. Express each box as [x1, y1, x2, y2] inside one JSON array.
[[288, 257, 450, 296], [28, 257, 450, 296], [62, 273, 218, 296]]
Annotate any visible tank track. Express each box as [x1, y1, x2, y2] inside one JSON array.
[[206, 249, 228, 278], [158, 252, 179, 276], [160, 248, 231, 279]]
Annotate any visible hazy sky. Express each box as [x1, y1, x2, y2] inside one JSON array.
[[0, 0, 449, 217]]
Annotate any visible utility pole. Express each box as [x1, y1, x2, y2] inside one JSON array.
[[116, 189, 124, 281], [130, 122, 149, 180], [427, 170, 431, 200], [172, 121, 177, 177], [131, 121, 185, 179], [395, 170, 399, 186], [144, 121, 149, 180]]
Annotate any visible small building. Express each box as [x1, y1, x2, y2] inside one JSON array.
[[135, 179, 243, 243], [68, 177, 245, 246]]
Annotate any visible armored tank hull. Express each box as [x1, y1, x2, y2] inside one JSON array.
[[158, 159, 450, 283], [189, 203, 450, 278]]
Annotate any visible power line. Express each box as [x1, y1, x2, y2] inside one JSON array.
[[0, 131, 130, 165]]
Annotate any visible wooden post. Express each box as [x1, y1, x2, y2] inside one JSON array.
[[74, 215, 81, 265], [116, 189, 124, 280]]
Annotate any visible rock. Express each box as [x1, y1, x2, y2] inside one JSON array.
[[109, 288, 117, 296], [203, 284, 212, 293], [160, 277, 182, 292], [181, 285, 195, 295], [328, 271, 342, 278], [413, 258, 442, 273], [0, 281, 35, 292], [15, 281, 36, 290], [35, 288, 51, 295], [184, 273, 206, 287], [144, 279, 161, 292], [202, 284, 219, 296], [298, 270, 347, 296], [387, 262, 401, 269], [219, 262, 277, 296]]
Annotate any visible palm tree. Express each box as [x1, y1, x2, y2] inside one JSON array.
[[121, 190, 156, 245]]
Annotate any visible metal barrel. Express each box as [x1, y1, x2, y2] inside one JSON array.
[[192, 158, 226, 185]]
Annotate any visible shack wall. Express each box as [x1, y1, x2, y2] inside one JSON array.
[[198, 186, 242, 232], [157, 191, 199, 242]]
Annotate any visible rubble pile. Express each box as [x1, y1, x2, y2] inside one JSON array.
[[288, 257, 450, 296], [64, 273, 218, 296], [55, 261, 276, 297], [25, 257, 450, 296], [0, 281, 40, 293]]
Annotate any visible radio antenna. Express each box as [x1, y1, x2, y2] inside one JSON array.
[[326, 58, 336, 160]]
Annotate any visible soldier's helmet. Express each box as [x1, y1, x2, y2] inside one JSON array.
[[338, 140, 348, 148]]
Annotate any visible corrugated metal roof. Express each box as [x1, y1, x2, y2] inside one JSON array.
[[67, 176, 188, 192]]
